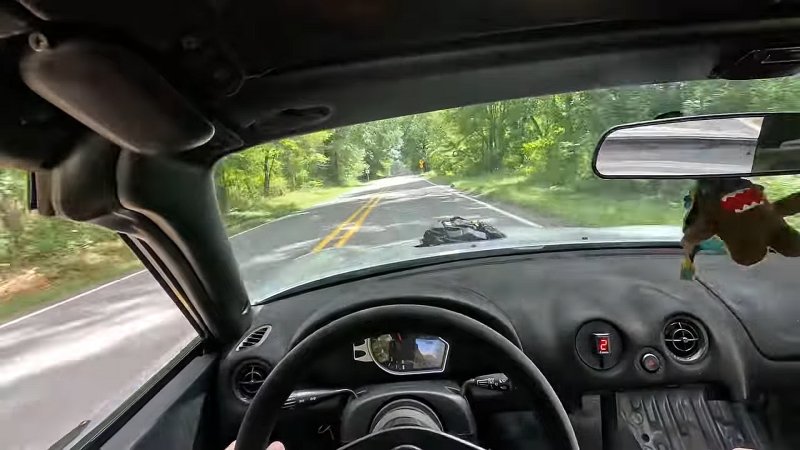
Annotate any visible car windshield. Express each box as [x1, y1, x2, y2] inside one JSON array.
[[215, 77, 800, 303]]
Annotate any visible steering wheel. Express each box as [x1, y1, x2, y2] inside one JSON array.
[[234, 304, 579, 450]]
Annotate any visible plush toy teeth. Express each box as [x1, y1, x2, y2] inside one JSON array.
[[721, 188, 750, 202], [721, 188, 766, 213], [734, 200, 766, 213]]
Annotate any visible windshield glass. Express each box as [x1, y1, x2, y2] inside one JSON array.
[[215, 77, 800, 303]]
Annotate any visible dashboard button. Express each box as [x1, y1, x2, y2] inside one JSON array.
[[641, 353, 661, 373]]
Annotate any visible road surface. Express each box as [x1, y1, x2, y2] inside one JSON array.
[[0, 175, 543, 449], [597, 116, 762, 176]]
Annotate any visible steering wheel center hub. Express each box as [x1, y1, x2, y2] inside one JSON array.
[[371, 399, 443, 433]]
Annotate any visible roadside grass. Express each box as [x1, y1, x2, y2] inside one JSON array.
[[0, 245, 143, 323], [223, 186, 356, 236], [428, 173, 687, 227], [429, 173, 800, 230], [0, 184, 356, 325], [0, 239, 143, 324]]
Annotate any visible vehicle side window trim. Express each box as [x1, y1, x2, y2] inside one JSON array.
[[73, 337, 205, 449], [123, 235, 210, 338]]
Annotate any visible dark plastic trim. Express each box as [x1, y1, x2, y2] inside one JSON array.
[[73, 338, 205, 449], [261, 241, 683, 305]]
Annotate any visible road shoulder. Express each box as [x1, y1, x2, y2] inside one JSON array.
[[423, 177, 566, 227]]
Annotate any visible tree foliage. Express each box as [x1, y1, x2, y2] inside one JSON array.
[[6, 77, 800, 269], [392, 78, 800, 186]]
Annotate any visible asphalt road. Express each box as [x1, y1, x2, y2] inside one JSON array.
[[0, 175, 542, 450], [597, 117, 762, 176]]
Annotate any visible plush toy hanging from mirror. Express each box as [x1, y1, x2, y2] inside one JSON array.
[[680, 177, 800, 279]]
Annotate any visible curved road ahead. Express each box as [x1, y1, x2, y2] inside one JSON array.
[[0, 176, 543, 449]]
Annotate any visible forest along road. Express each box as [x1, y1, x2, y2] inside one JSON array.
[[0, 175, 543, 450]]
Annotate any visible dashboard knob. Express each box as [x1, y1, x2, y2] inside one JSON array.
[[641, 352, 662, 373]]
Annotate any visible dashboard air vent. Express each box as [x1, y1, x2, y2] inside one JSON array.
[[236, 325, 272, 351], [233, 361, 269, 402], [663, 316, 707, 362]]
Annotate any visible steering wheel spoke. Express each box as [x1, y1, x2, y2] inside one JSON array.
[[338, 426, 485, 450]]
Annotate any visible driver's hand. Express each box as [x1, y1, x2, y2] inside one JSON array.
[[225, 441, 285, 450]]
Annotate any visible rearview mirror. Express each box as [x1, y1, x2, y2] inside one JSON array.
[[593, 113, 800, 179]]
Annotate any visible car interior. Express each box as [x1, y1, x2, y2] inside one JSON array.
[[6, 0, 800, 449]]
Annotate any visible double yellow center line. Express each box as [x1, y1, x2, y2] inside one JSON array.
[[312, 194, 383, 252]]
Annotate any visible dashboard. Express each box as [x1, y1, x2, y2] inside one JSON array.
[[216, 246, 800, 440]]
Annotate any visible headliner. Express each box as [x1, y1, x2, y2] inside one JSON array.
[[3, 0, 800, 167]]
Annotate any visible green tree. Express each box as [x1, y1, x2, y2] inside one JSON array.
[[0, 169, 26, 261], [322, 127, 368, 184], [397, 114, 437, 172], [359, 121, 403, 178]]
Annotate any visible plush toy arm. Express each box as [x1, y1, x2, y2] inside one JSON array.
[[771, 225, 800, 257], [772, 192, 800, 217], [681, 217, 716, 256]]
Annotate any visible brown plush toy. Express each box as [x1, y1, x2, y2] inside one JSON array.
[[681, 178, 800, 273]]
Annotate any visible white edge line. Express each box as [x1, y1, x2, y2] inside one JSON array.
[[1, 187, 365, 327], [0, 213, 297, 328], [2, 177, 531, 328], [421, 177, 543, 228], [0, 269, 146, 330]]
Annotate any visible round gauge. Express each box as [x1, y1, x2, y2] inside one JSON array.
[[368, 333, 449, 375]]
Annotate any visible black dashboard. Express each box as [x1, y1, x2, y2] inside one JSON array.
[[217, 246, 800, 447]]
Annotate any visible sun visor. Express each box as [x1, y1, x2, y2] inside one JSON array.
[[20, 38, 214, 154]]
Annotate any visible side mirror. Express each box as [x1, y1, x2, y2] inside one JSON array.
[[592, 113, 800, 179]]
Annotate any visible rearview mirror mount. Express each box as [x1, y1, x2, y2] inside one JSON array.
[[592, 113, 800, 179]]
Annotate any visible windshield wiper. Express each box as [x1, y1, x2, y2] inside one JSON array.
[[417, 216, 506, 247]]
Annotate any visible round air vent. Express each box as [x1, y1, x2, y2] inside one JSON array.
[[233, 361, 270, 402], [663, 316, 707, 362]]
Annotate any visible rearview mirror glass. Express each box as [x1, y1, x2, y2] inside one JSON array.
[[593, 113, 800, 178]]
